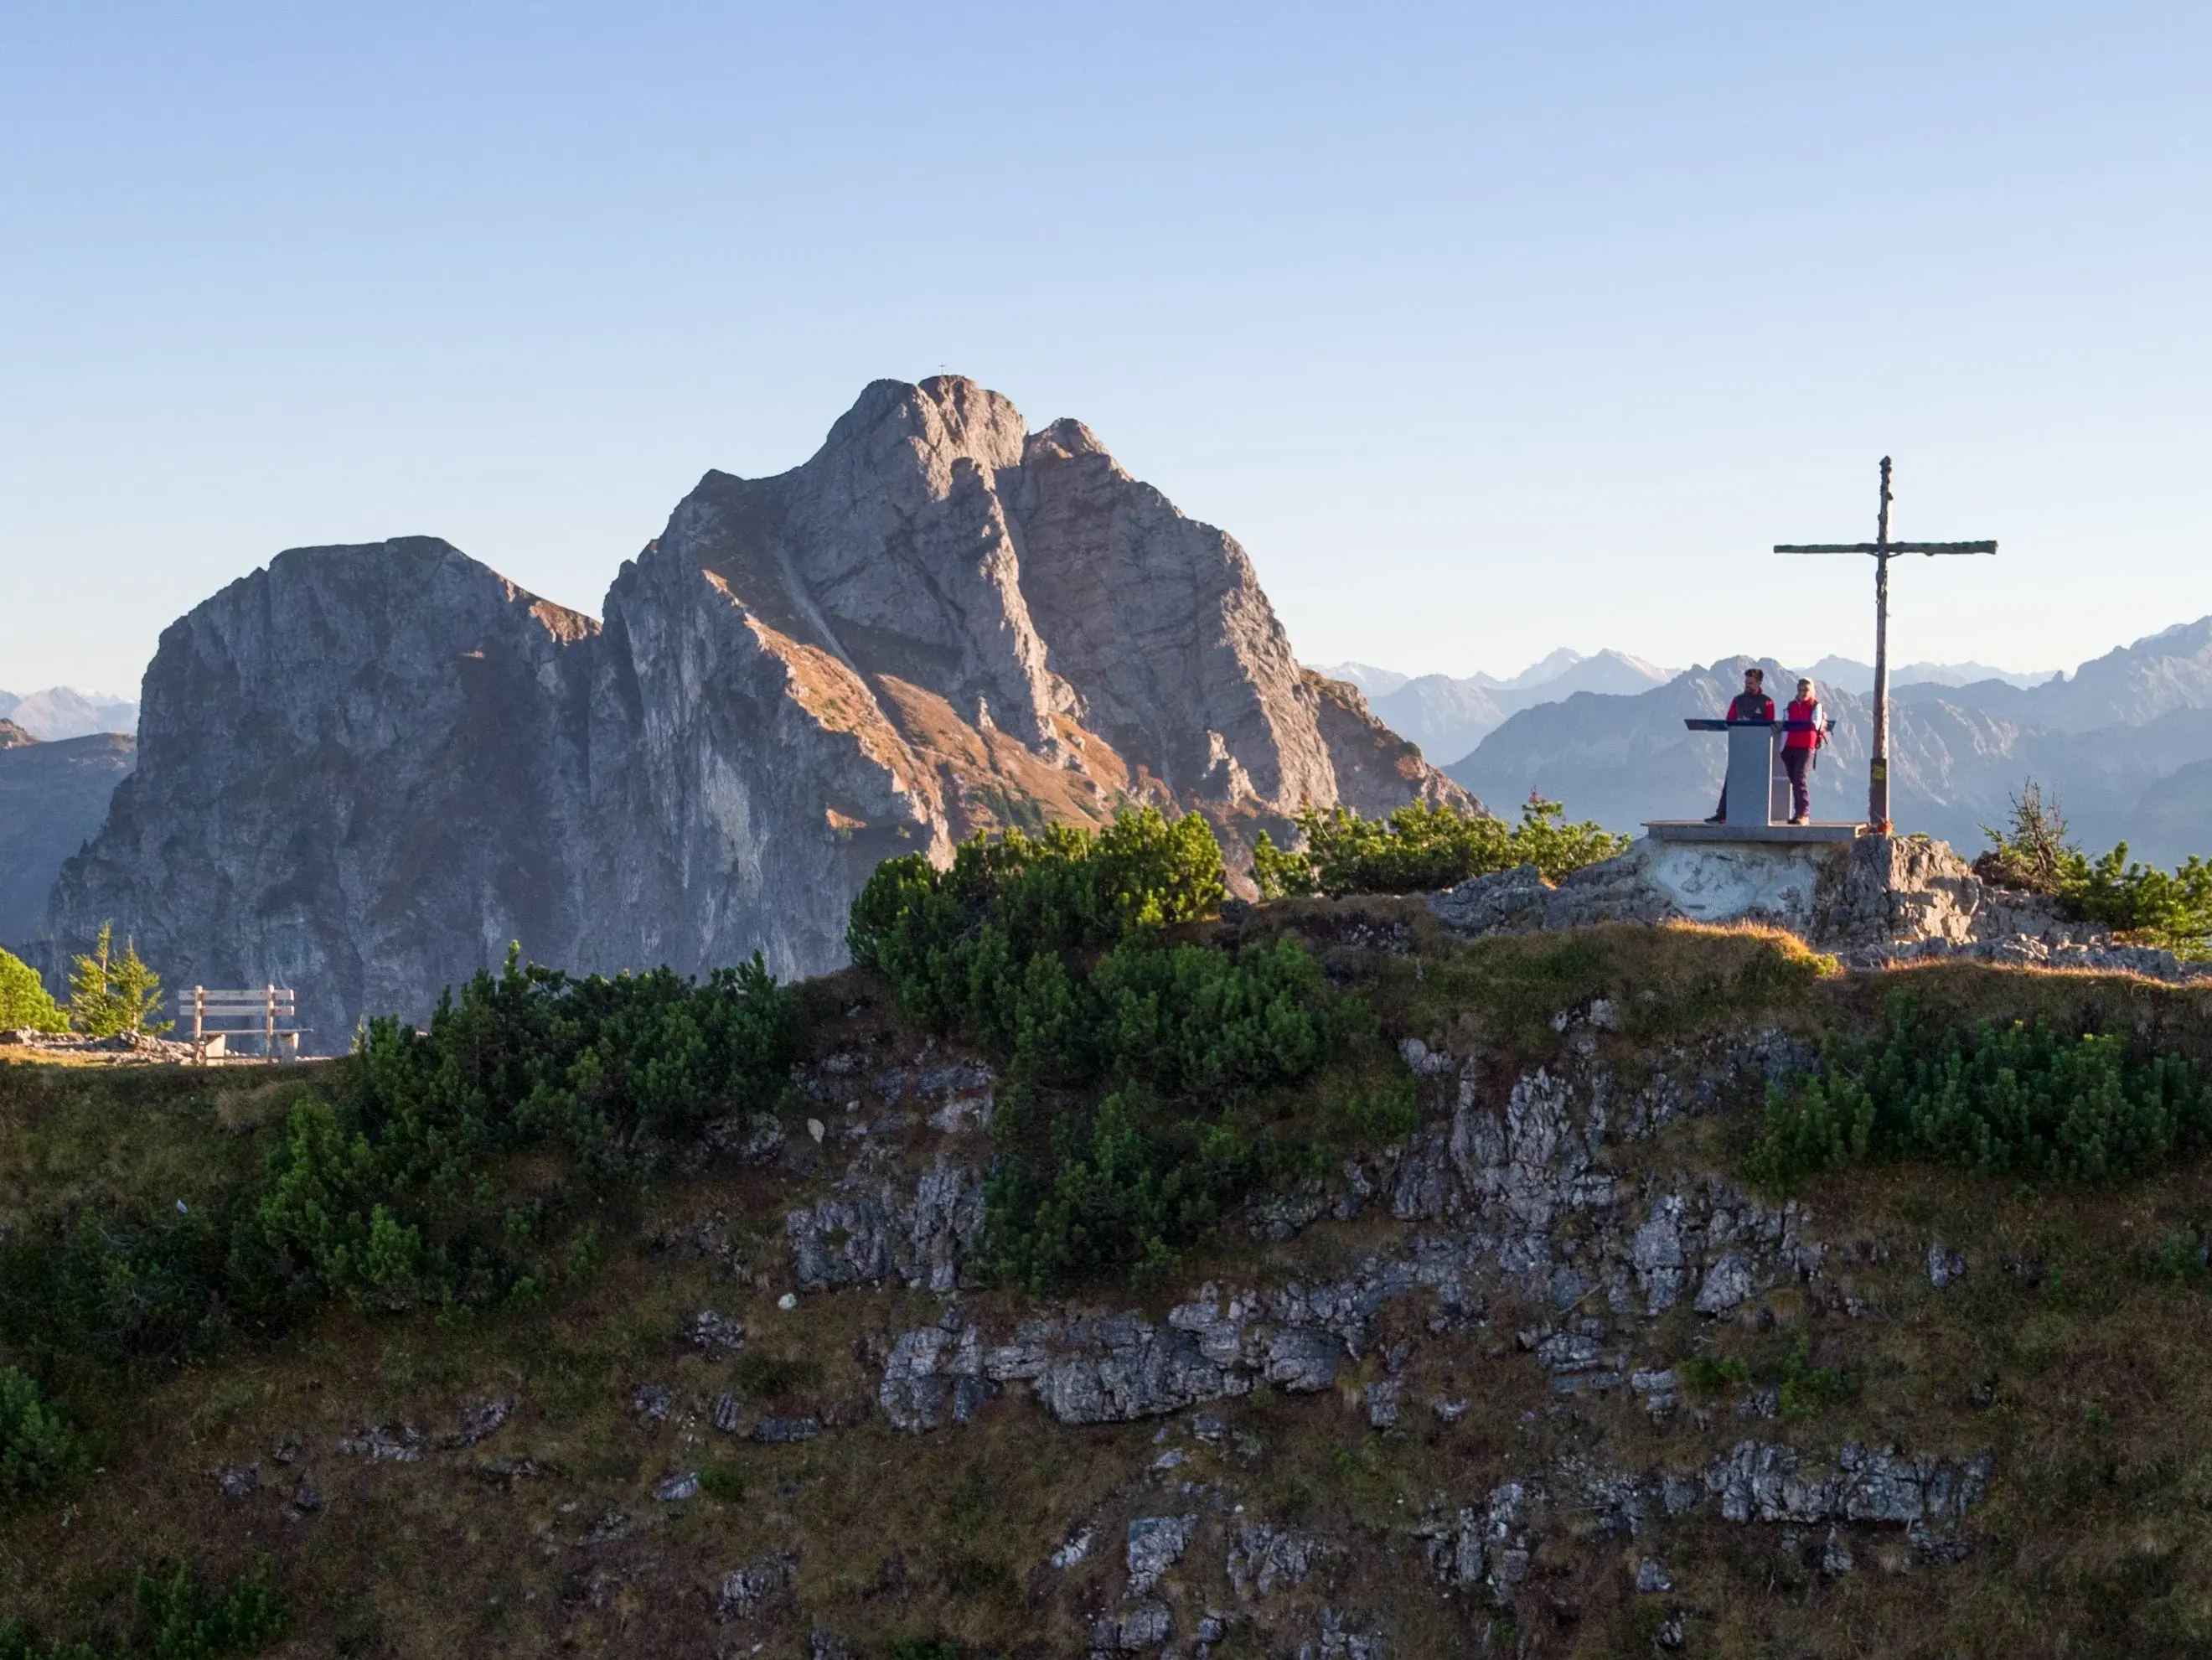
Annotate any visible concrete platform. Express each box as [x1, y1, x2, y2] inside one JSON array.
[[1645, 820, 1867, 844]]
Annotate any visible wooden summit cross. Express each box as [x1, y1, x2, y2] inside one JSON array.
[[1775, 458, 1996, 833]]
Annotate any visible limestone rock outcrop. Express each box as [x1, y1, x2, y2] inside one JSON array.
[[1428, 832, 2209, 980], [37, 377, 1470, 1038]]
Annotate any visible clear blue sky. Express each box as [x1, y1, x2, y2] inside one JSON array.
[[4, 3, 2208, 696]]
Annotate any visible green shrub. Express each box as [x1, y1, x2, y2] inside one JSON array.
[[1088, 936, 1350, 1094], [0, 948, 794, 1363], [848, 807, 1226, 1039], [31, 1197, 273, 1363], [253, 948, 793, 1312], [697, 1465, 746, 1503], [134, 1561, 285, 1658], [0, 948, 65, 1033], [1976, 782, 2212, 957], [1678, 1354, 1751, 1395], [1744, 994, 2212, 1192], [1776, 1334, 1855, 1420], [1252, 794, 1627, 900], [2068, 845, 2212, 957], [985, 1083, 1319, 1293], [0, 1366, 86, 1502], [851, 811, 1385, 1290], [2142, 1229, 2209, 1284], [1333, 1076, 1419, 1145], [0, 1623, 95, 1660], [0, 1561, 279, 1660]]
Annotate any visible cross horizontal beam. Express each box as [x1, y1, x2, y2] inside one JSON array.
[[1772, 540, 1997, 556]]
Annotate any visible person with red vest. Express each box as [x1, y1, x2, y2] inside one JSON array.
[[1706, 666, 1775, 823], [1781, 676, 1829, 825]]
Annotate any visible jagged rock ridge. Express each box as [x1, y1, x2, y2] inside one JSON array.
[[39, 377, 1469, 1039]]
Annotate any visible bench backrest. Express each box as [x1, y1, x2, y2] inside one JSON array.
[[186, 987, 302, 1029]]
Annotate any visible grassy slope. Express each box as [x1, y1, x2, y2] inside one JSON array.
[[5, 915, 2212, 1657]]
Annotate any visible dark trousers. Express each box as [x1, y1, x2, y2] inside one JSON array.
[[1782, 747, 1814, 820]]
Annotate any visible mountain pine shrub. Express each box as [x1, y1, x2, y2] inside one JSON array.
[[0, 1561, 284, 1660], [256, 949, 794, 1311], [1976, 781, 2212, 957], [0, 1366, 86, 1503], [850, 809, 1393, 1290], [2, 949, 797, 1359], [1744, 992, 2212, 1191], [1252, 794, 1627, 899], [0, 949, 65, 1032]]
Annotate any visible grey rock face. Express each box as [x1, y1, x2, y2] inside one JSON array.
[[751, 1416, 821, 1445], [39, 378, 1472, 1039], [212, 1463, 257, 1498], [1228, 1525, 1326, 1598], [1420, 1483, 1532, 1605], [874, 1032, 1832, 1434], [1704, 1440, 1992, 1528], [1926, 1240, 1967, 1290], [1093, 1601, 1172, 1651], [786, 1156, 985, 1295], [814, 1030, 2000, 1641], [879, 1321, 992, 1431], [1048, 1525, 1093, 1569], [0, 732, 133, 950], [1125, 1513, 1196, 1595], [37, 539, 600, 1042], [716, 1552, 796, 1622], [690, 1310, 747, 1353]]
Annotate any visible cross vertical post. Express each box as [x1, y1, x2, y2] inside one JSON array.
[[1871, 457, 1893, 830], [1775, 460, 1996, 834]]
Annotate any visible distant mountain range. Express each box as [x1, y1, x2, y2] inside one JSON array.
[[0, 687, 138, 740], [1801, 657, 2059, 696], [1315, 650, 2068, 769], [1443, 617, 2212, 866], [1315, 650, 1675, 767]]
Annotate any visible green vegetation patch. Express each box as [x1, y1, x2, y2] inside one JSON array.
[[849, 809, 1399, 1290], [1745, 990, 2212, 1192], [0, 1366, 85, 1502], [0, 949, 796, 1368], [0, 949, 65, 1033], [1252, 794, 1627, 899], [1977, 780, 2212, 957], [66, 923, 171, 1039], [0, 1560, 282, 1660]]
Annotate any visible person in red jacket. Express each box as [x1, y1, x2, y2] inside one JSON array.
[[1781, 676, 1828, 825], [1706, 667, 1775, 823]]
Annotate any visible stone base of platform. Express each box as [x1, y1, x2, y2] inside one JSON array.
[[1645, 820, 1866, 845]]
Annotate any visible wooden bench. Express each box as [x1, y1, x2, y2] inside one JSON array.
[[187, 985, 305, 1063]]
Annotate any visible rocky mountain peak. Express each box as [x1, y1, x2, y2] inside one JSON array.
[[39, 377, 1471, 1037]]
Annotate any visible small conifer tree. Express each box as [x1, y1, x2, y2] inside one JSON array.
[[68, 923, 173, 1037], [68, 923, 122, 1036], [111, 935, 173, 1037]]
